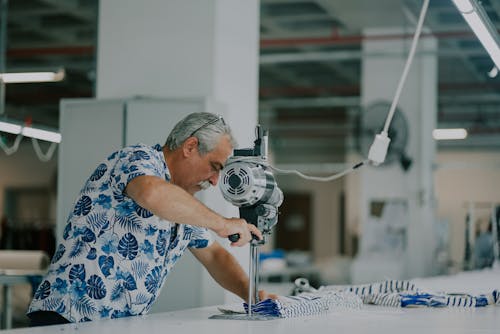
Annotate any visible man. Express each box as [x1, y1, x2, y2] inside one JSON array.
[[27, 112, 276, 325]]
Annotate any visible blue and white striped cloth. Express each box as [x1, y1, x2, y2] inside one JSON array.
[[322, 280, 500, 308], [244, 290, 363, 318], [244, 280, 500, 318]]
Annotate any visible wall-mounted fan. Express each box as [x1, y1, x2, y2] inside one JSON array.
[[357, 101, 412, 171]]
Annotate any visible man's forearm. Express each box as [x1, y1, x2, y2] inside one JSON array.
[[125, 175, 261, 246], [126, 175, 224, 231], [191, 242, 249, 300]]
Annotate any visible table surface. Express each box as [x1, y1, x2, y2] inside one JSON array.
[[2, 268, 500, 334], [2, 303, 499, 334]]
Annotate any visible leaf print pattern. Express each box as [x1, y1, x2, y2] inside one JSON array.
[[72, 295, 96, 318], [115, 215, 142, 233], [27, 144, 213, 323], [98, 255, 114, 277], [156, 230, 167, 256], [87, 248, 97, 260], [63, 223, 72, 240], [87, 275, 107, 300], [42, 297, 65, 312], [87, 212, 108, 231], [95, 194, 112, 209], [111, 283, 125, 301], [90, 163, 107, 181], [134, 293, 150, 305], [134, 204, 153, 218], [53, 278, 68, 294], [122, 274, 137, 291], [69, 239, 85, 258], [34, 280, 51, 300], [118, 233, 139, 260], [131, 260, 149, 279], [69, 264, 86, 284], [129, 150, 150, 162], [80, 227, 96, 243], [144, 225, 157, 236], [51, 244, 66, 264], [145, 266, 162, 294], [73, 196, 92, 216]]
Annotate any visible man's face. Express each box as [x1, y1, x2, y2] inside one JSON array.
[[181, 135, 233, 195]]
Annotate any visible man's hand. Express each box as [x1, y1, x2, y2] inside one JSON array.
[[258, 290, 279, 301], [216, 218, 263, 247]]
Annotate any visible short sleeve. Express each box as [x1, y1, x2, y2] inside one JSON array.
[[188, 227, 214, 249], [110, 145, 165, 194]]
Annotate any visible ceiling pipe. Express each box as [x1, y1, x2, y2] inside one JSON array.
[[2, 29, 489, 58], [260, 30, 492, 48], [259, 81, 500, 97], [6, 45, 94, 58]]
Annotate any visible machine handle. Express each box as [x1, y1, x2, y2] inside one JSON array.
[[228, 233, 259, 243]]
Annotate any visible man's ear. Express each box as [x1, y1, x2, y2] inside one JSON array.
[[182, 137, 199, 157]]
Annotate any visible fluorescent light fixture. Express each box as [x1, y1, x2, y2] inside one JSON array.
[[452, 0, 474, 12], [451, 0, 500, 69], [432, 128, 468, 140], [0, 69, 65, 83], [0, 120, 22, 135], [487, 66, 498, 78], [0, 120, 61, 143], [22, 127, 62, 143]]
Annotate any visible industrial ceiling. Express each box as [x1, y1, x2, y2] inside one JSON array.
[[2, 0, 500, 165]]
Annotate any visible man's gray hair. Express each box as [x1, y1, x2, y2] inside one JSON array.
[[165, 112, 237, 155]]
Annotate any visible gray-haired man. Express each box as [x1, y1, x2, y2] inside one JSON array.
[[28, 112, 276, 325]]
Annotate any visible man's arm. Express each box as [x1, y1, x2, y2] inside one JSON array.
[[190, 241, 278, 301], [125, 175, 261, 246]]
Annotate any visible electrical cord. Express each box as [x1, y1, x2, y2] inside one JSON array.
[[269, 160, 368, 182], [0, 133, 22, 155], [261, 0, 430, 181], [227, 156, 368, 182], [382, 0, 429, 134], [31, 138, 58, 162]]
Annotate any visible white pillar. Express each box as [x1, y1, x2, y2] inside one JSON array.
[[356, 28, 438, 280], [96, 0, 259, 309]]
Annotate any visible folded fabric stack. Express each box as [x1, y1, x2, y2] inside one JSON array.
[[244, 290, 363, 318], [245, 280, 499, 318]]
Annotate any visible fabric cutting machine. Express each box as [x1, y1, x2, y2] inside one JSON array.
[[214, 125, 283, 320]]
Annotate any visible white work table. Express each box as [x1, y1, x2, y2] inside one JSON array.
[[2, 303, 499, 334], [4, 268, 500, 333]]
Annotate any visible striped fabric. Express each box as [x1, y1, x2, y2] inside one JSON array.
[[244, 290, 363, 318], [245, 280, 500, 318], [322, 280, 499, 308]]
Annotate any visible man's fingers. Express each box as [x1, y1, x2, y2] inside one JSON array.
[[258, 290, 279, 301], [225, 218, 263, 247], [248, 224, 263, 240]]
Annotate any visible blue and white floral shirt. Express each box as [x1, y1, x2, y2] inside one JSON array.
[[28, 143, 213, 322]]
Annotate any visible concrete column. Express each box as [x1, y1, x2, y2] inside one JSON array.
[[97, 0, 259, 308], [353, 28, 438, 281]]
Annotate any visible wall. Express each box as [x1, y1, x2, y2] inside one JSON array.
[[346, 149, 500, 275], [0, 140, 57, 235], [358, 28, 438, 278], [434, 150, 500, 269], [276, 173, 345, 261]]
